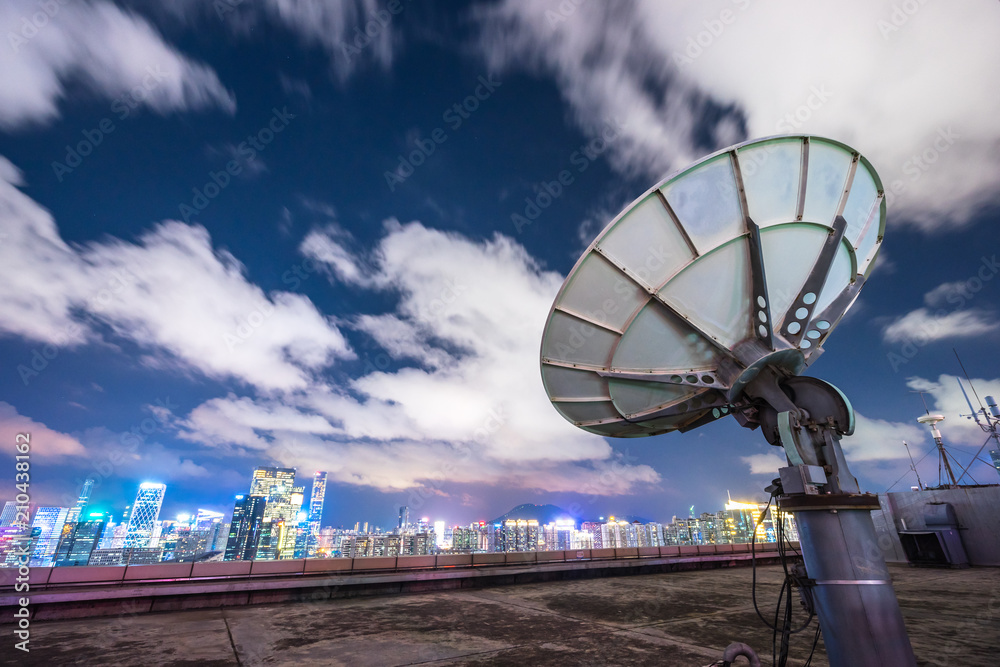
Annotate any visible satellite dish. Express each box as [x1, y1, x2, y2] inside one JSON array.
[[916, 414, 946, 425], [540, 134, 884, 437]]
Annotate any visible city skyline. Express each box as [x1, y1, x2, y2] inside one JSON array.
[[1, 1, 999, 528], [2, 466, 795, 568], [2, 472, 774, 536]]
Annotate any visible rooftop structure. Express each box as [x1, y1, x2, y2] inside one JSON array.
[[12, 563, 995, 666]]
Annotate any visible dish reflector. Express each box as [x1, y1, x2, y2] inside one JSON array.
[[540, 135, 884, 437]]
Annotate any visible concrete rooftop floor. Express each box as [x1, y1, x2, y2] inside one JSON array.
[[8, 563, 998, 666]]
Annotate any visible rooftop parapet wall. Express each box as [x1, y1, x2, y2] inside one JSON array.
[[0, 546, 793, 623]]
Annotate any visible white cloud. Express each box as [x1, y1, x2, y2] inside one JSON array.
[[179, 394, 336, 450], [0, 163, 90, 346], [300, 225, 368, 285], [923, 281, 969, 309], [261, 0, 399, 81], [474, 0, 1000, 229], [0, 402, 86, 459], [157, 0, 401, 81], [741, 452, 786, 475], [179, 220, 663, 495], [0, 0, 234, 130], [0, 165, 353, 391], [881, 308, 999, 344], [841, 412, 926, 463]]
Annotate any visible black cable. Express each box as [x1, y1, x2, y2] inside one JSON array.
[[751, 490, 821, 667], [750, 494, 781, 630], [803, 623, 822, 666]]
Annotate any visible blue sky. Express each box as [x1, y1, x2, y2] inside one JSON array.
[[1, 0, 998, 529]]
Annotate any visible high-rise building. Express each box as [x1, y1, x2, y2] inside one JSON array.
[[306, 472, 327, 557], [28, 506, 70, 566], [397, 506, 409, 532], [309, 471, 327, 530], [433, 520, 446, 548], [194, 509, 225, 531], [123, 483, 166, 549], [495, 519, 539, 552], [247, 467, 299, 559], [0, 501, 20, 527], [224, 494, 267, 561], [401, 532, 431, 556], [53, 513, 108, 567], [63, 478, 95, 527]]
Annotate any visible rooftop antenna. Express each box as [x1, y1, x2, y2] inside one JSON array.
[[953, 349, 1000, 482], [540, 134, 914, 666], [916, 413, 958, 487], [902, 441, 924, 490], [910, 389, 931, 415]]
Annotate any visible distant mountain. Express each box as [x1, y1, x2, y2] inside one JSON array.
[[490, 503, 575, 525]]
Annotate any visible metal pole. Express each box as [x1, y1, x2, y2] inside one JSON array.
[[750, 375, 917, 667], [934, 434, 959, 487], [782, 494, 916, 667]]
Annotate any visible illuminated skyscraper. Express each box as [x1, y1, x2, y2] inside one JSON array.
[[54, 512, 108, 567], [397, 506, 409, 532], [0, 501, 18, 527], [29, 506, 70, 566], [433, 520, 446, 548], [248, 467, 298, 559], [194, 509, 225, 531], [124, 483, 166, 549], [225, 494, 267, 561], [496, 519, 539, 552], [63, 478, 95, 526], [309, 472, 327, 529], [307, 471, 327, 556]]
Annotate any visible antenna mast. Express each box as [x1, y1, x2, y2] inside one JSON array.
[[953, 350, 1000, 482], [902, 441, 923, 490], [917, 414, 958, 487]]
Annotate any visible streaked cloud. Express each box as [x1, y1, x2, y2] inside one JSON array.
[[0, 165, 353, 392], [881, 308, 999, 344], [179, 219, 663, 494], [474, 0, 1000, 229], [0, 0, 234, 129], [0, 402, 86, 459]]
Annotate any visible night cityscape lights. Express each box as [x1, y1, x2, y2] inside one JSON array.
[[0, 468, 795, 568]]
